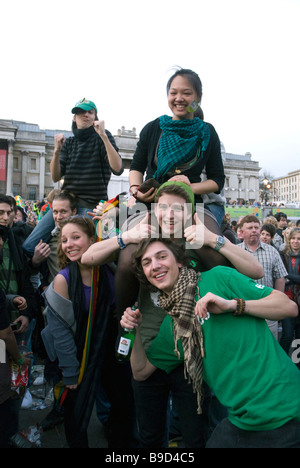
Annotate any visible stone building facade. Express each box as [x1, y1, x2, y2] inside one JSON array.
[[0, 119, 261, 203], [222, 147, 261, 204], [273, 170, 300, 205], [0, 119, 73, 200]]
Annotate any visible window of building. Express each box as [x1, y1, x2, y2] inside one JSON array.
[[12, 185, 20, 196], [29, 186, 37, 200], [13, 157, 19, 170], [30, 158, 37, 170]]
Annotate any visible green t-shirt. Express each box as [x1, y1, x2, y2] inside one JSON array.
[[146, 266, 300, 431]]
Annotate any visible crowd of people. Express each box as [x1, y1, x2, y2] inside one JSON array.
[[1, 69, 300, 449]]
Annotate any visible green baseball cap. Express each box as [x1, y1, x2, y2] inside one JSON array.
[[71, 98, 97, 114]]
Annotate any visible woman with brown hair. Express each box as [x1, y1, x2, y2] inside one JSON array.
[[42, 215, 135, 447]]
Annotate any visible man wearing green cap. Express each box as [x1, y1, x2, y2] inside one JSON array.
[[50, 98, 123, 213]]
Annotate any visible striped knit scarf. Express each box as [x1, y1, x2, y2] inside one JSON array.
[[154, 115, 210, 181], [159, 267, 205, 414]]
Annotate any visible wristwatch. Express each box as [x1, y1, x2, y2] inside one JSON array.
[[214, 235, 225, 251]]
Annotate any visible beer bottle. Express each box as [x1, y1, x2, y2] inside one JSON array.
[[116, 306, 136, 363]]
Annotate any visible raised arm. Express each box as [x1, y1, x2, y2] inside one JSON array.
[[185, 213, 264, 279], [195, 290, 298, 322], [50, 134, 65, 182], [81, 213, 156, 266], [93, 121, 123, 174]]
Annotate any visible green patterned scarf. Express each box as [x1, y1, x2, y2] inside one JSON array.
[[154, 115, 210, 181]]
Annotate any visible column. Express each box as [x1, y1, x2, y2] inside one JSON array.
[[39, 152, 45, 199], [6, 140, 14, 196], [244, 173, 249, 201], [21, 151, 28, 198]]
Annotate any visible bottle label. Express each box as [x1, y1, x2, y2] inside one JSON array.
[[117, 337, 131, 356]]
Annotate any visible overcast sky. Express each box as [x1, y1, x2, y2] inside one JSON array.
[[1, 0, 299, 178]]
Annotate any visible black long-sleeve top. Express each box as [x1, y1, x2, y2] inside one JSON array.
[[130, 118, 225, 203]]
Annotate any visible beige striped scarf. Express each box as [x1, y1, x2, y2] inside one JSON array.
[[159, 267, 204, 414]]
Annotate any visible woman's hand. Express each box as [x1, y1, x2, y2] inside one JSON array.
[[168, 175, 191, 186], [135, 187, 157, 203]]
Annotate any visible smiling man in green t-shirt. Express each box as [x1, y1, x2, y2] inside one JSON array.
[[121, 237, 300, 448]]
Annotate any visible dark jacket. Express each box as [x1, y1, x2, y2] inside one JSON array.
[[0, 227, 38, 322]]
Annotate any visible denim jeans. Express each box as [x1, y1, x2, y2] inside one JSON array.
[[76, 204, 94, 217], [132, 365, 210, 448], [206, 418, 300, 448], [205, 204, 225, 227]]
